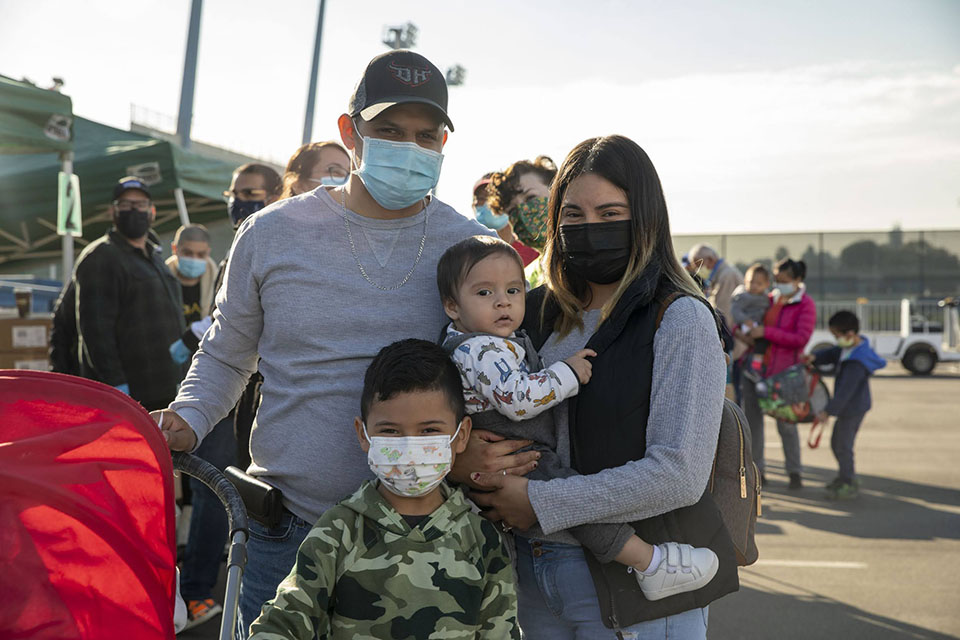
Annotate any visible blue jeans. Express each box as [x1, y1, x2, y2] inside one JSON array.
[[180, 415, 237, 601], [515, 537, 709, 640], [236, 510, 312, 639]]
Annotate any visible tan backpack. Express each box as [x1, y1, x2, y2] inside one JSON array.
[[658, 293, 761, 566]]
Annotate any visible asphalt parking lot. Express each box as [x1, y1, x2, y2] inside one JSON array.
[[709, 364, 960, 639]]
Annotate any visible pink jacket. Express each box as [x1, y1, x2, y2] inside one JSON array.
[[763, 288, 816, 376]]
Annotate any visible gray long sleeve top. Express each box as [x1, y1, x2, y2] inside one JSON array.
[[526, 297, 726, 537], [169, 187, 490, 523]]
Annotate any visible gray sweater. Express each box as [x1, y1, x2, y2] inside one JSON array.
[[526, 296, 726, 539], [170, 187, 490, 523]]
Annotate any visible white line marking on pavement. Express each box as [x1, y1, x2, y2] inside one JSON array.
[[752, 560, 868, 569]]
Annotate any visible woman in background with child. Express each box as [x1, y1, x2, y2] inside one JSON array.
[[738, 258, 817, 489], [460, 134, 738, 639]]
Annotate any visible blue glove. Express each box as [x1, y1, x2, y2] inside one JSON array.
[[474, 205, 510, 231], [169, 338, 191, 364], [114, 383, 130, 395]]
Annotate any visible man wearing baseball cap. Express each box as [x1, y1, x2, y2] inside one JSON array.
[[152, 50, 536, 637], [73, 176, 185, 410]]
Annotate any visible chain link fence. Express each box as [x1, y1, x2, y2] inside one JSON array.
[[673, 229, 960, 317]]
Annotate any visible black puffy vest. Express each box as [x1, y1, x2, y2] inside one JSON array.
[[522, 274, 739, 628]]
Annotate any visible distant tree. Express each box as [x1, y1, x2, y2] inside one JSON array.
[[840, 240, 881, 269], [774, 246, 789, 261]]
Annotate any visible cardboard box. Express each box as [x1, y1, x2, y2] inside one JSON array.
[[0, 315, 53, 351], [0, 348, 51, 370]]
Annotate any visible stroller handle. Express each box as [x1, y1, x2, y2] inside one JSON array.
[[172, 451, 248, 538]]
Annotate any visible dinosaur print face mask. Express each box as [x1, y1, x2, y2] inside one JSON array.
[[363, 422, 462, 497]]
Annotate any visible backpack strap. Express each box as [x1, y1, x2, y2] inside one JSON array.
[[655, 291, 731, 364], [655, 291, 689, 330]]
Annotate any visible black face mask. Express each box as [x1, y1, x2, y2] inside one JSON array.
[[229, 198, 266, 228], [559, 220, 634, 285], [115, 209, 151, 239]]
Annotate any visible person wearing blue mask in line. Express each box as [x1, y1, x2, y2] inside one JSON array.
[[166, 224, 218, 351], [171, 165, 281, 631], [280, 141, 350, 198], [150, 50, 528, 639]]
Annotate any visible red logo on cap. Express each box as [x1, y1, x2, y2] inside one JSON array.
[[388, 61, 432, 87]]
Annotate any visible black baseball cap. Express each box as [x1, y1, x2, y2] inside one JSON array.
[[113, 176, 151, 200], [348, 50, 454, 131]]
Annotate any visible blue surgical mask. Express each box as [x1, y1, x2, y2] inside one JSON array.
[[474, 204, 510, 231], [354, 136, 443, 210], [229, 198, 265, 228], [311, 175, 348, 187], [778, 282, 796, 296], [177, 256, 207, 279]]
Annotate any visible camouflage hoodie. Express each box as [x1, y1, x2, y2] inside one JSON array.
[[249, 481, 519, 639]]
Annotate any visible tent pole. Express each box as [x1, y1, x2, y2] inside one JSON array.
[[174, 188, 191, 226], [60, 151, 75, 281]]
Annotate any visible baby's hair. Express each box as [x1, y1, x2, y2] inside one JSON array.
[[436, 235, 524, 304], [828, 310, 859, 334], [360, 339, 465, 422], [745, 262, 770, 282]]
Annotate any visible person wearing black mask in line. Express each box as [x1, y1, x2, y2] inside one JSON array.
[[176, 163, 281, 631], [73, 177, 185, 409]]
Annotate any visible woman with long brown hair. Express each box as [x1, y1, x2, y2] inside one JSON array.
[[468, 135, 738, 638]]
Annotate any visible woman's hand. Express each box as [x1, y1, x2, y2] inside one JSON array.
[[448, 430, 540, 489], [748, 325, 765, 339], [469, 472, 538, 530]]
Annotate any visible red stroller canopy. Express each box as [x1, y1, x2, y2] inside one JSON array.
[[0, 371, 177, 640]]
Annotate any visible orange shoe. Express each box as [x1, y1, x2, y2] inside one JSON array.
[[182, 598, 222, 632]]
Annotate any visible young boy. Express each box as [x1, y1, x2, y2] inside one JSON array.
[[248, 339, 519, 639], [731, 263, 772, 385], [806, 311, 886, 500], [436, 235, 719, 601]]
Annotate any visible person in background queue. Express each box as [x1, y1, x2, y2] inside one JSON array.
[[166, 224, 218, 365], [472, 172, 539, 268], [175, 164, 281, 631], [740, 257, 816, 489], [280, 141, 350, 198], [73, 177, 184, 410]]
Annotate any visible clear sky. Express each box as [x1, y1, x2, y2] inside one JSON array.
[[2, 0, 958, 233]]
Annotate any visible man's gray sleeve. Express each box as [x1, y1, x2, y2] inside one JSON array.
[[169, 218, 263, 446], [526, 298, 725, 534]]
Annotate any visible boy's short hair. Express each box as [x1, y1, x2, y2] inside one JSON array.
[[437, 235, 524, 303], [174, 224, 210, 245], [829, 310, 859, 334], [361, 339, 466, 422], [745, 262, 770, 282]]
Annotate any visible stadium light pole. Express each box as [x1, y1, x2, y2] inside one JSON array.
[[302, 0, 327, 145], [176, 0, 203, 150]]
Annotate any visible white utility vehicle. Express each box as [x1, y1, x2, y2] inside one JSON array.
[[806, 298, 960, 376]]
